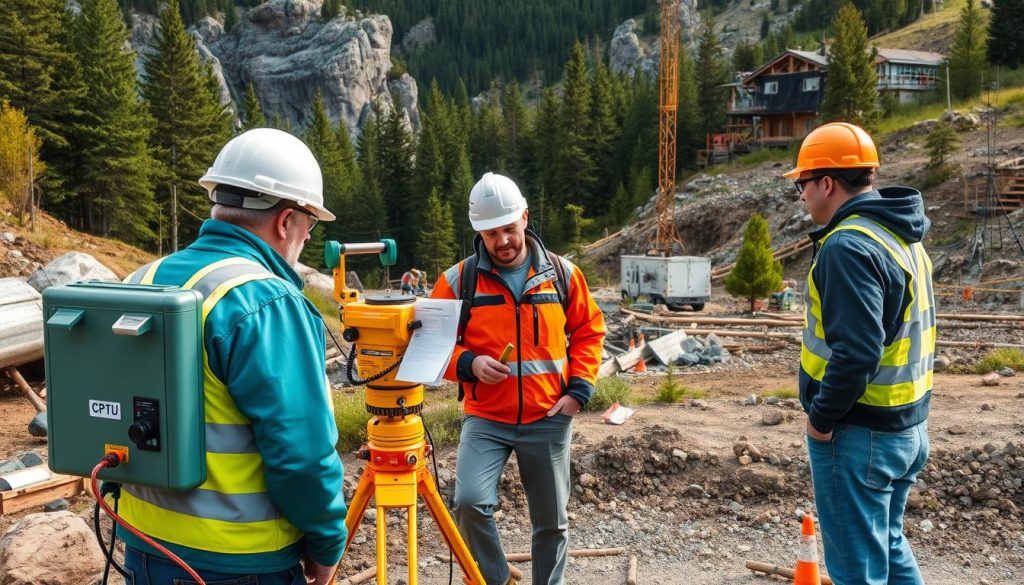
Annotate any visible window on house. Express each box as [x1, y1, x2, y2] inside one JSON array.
[[802, 77, 820, 92], [764, 81, 779, 95]]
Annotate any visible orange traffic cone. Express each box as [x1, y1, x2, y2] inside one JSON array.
[[632, 334, 648, 373], [793, 513, 822, 584]]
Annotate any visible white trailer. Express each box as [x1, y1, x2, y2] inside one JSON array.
[[620, 255, 711, 311]]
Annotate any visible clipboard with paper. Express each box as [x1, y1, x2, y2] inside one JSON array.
[[395, 298, 463, 385]]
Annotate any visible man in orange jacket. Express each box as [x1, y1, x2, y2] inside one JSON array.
[[431, 172, 606, 585]]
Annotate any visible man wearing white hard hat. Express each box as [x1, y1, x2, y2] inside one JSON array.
[[431, 172, 606, 585], [120, 128, 347, 585]]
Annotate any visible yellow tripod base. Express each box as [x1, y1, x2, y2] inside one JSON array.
[[343, 439, 485, 585]]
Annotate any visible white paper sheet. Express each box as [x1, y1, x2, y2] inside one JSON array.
[[395, 298, 462, 385]]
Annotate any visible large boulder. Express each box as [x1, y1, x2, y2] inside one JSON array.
[[27, 252, 118, 292], [609, 1, 703, 79], [0, 511, 105, 585], [200, 0, 417, 136]]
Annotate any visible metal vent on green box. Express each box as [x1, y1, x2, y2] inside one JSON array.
[[43, 282, 206, 491]]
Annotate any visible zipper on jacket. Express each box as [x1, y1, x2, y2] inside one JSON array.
[[515, 303, 524, 424], [533, 305, 539, 346]]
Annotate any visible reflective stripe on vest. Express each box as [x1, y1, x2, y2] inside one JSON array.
[[119, 257, 303, 554], [801, 215, 936, 407]]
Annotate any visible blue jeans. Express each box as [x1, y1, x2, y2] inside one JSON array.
[[453, 414, 573, 585], [807, 421, 929, 585], [123, 546, 305, 585]]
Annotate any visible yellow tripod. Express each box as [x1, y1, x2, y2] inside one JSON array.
[[337, 288, 485, 585]]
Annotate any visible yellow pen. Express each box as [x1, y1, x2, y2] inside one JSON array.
[[498, 342, 515, 365]]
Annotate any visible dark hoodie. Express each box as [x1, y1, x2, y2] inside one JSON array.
[[800, 186, 933, 433]]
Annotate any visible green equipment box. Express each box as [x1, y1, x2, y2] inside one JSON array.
[[43, 282, 206, 491]]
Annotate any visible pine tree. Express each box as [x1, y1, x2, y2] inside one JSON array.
[[377, 99, 415, 266], [416, 188, 457, 278], [925, 120, 960, 171], [695, 16, 729, 141], [469, 85, 506, 177], [559, 41, 597, 215], [588, 60, 620, 216], [760, 11, 771, 39], [334, 117, 361, 240], [72, 0, 159, 244], [531, 88, 562, 220], [818, 2, 879, 132], [733, 38, 763, 73], [0, 0, 83, 150], [0, 0, 86, 207], [502, 80, 528, 183], [449, 141, 475, 256], [0, 101, 44, 223], [413, 80, 450, 213], [676, 47, 702, 169], [142, 0, 228, 250], [724, 213, 782, 313], [305, 93, 348, 233], [987, 0, 1023, 68], [240, 81, 265, 130], [350, 108, 388, 275], [946, 0, 988, 101]]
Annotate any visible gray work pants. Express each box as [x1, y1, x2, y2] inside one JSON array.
[[453, 414, 573, 585]]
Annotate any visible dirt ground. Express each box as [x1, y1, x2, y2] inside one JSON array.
[[4, 350, 1023, 584]]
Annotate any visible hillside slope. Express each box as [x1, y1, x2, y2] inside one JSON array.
[[1, 206, 154, 279]]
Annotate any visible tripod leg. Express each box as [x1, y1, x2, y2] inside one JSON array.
[[344, 467, 376, 554], [408, 502, 418, 585], [418, 470, 487, 585], [376, 504, 388, 585]]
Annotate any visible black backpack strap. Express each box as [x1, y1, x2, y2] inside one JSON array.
[[545, 250, 569, 313], [457, 254, 479, 342], [456, 255, 479, 402]]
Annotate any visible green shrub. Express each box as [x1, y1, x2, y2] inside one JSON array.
[[422, 396, 463, 447], [765, 388, 798, 399], [333, 389, 371, 452], [654, 365, 687, 403], [586, 377, 633, 412], [972, 348, 1024, 374]]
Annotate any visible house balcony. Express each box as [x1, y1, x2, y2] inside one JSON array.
[[876, 74, 939, 92]]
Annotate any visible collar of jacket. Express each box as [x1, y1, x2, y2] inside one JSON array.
[[190, 219, 304, 290], [471, 227, 558, 280]]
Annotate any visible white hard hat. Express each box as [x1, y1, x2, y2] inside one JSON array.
[[199, 128, 335, 221], [468, 172, 527, 231]]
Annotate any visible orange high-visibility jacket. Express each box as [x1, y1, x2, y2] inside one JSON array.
[[431, 231, 606, 424]]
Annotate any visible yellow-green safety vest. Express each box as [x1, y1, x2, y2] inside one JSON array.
[[118, 257, 304, 554], [802, 215, 937, 407]]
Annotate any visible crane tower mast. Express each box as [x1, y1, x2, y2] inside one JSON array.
[[655, 0, 681, 254]]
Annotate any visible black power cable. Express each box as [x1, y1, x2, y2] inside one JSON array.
[[94, 483, 130, 583]]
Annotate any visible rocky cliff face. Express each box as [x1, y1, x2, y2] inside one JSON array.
[[131, 0, 418, 138], [610, 0, 702, 78]]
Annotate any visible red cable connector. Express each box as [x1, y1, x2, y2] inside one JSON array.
[[90, 456, 207, 585]]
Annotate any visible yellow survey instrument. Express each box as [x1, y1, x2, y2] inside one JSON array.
[[324, 240, 485, 585]]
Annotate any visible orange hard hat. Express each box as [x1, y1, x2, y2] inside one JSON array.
[[782, 122, 879, 179]]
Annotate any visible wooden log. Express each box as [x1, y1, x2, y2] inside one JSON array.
[[936, 312, 1024, 323], [0, 474, 84, 515], [598, 357, 620, 379], [0, 278, 44, 369], [745, 560, 833, 585], [621, 309, 802, 328], [4, 366, 45, 413], [506, 547, 626, 563], [614, 346, 646, 372], [337, 566, 376, 585], [627, 555, 638, 585]]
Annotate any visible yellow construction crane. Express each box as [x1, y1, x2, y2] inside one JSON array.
[[655, 0, 683, 254]]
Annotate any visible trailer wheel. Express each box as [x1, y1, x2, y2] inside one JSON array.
[[651, 295, 665, 306], [691, 303, 705, 312]]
